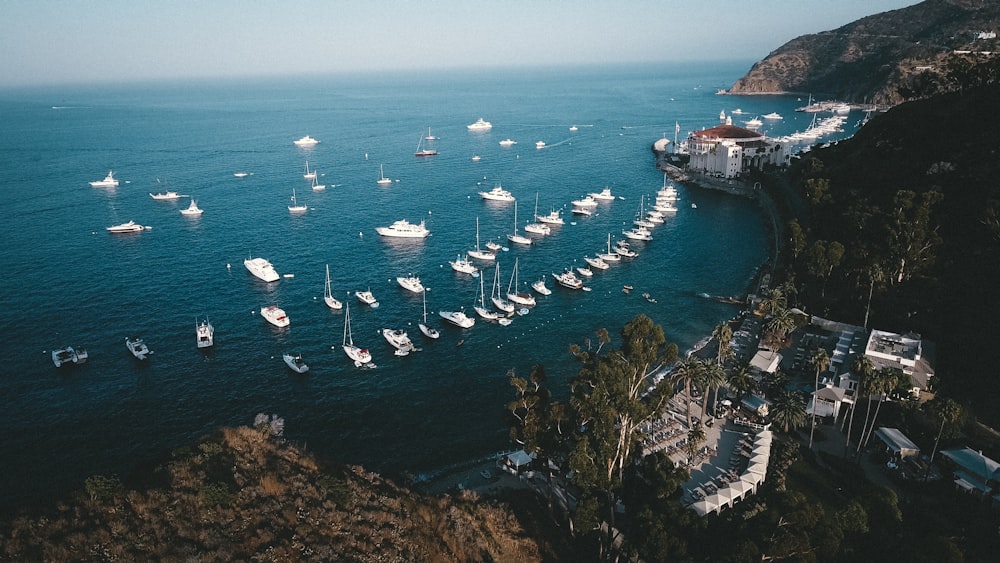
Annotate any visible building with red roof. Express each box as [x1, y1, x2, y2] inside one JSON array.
[[686, 117, 787, 179]]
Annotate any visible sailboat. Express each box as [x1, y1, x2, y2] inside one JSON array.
[[491, 263, 515, 313], [424, 127, 438, 141], [598, 233, 621, 262], [506, 201, 532, 246], [288, 188, 307, 213], [524, 193, 551, 235], [342, 302, 373, 366], [303, 160, 316, 180], [323, 264, 342, 310], [377, 164, 392, 185], [468, 216, 496, 261], [311, 174, 325, 191], [474, 271, 502, 320], [418, 289, 439, 339], [414, 134, 438, 157], [506, 257, 536, 306]]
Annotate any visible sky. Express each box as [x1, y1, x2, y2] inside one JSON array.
[[0, 0, 922, 88]]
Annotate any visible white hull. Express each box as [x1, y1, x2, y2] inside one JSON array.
[[283, 354, 309, 373], [196, 319, 214, 348], [245, 257, 279, 282], [261, 305, 289, 328], [376, 219, 429, 238], [126, 337, 152, 360], [440, 310, 475, 328], [531, 279, 552, 295]]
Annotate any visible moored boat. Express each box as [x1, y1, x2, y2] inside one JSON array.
[[439, 309, 476, 328], [589, 187, 615, 201], [283, 354, 309, 373], [376, 219, 430, 238], [479, 184, 515, 202], [150, 191, 186, 200], [450, 254, 479, 276], [196, 317, 214, 348], [356, 289, 379, 307], [323, 264, 342, 310], [52, 346, 88, 367], [244, 255, 280, 283], [552, 269, 584, 290], [397, 275, 425, 293], [260, 305, 290, 328], [125, 336, 152, 360], [583, 255, 610, 270], [180, 199, 204, 216], [381, 328, 416, 354], [342, 302, 373, 365], [106, 221, 146, 234], [293, 135, 319, 147], [89, 170, 119, 187], [467, 118, 492, 131], [531, 277, 552, 295]]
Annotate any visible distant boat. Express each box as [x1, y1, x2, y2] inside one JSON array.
[[552, 269, 584, 290], [196, 317, 214, 348], [376, 219, 430, 238], [52, 346, 88, 367], [763, 112, 783, 120], [283, 353, 309, 374], [244, 255, 279, 283], [731, 108, 744, 115], [288, 189, 307, 213], [303, 161, 316, 180], [293, 135, 319, 147], [744, 117, 763, 128], [589, 187, 615, 201], [414, 134, 438, 157], [125, 336, 152, 360], [150, 191, 186, 200], [576, 266, 593, 277], [584, 255, 610, 270], [260, 305, 289, 328], [418, 289, 439, 339], [490, 263, 515, 313], [524, 193, 550, 235], [310, 175, 325, 191], [323, 264, 342, 310], [598, 234, 621, 263], [536, 209, 564, 225], [467, 118, 492, 131], [233, 172, 249, 178], [471, 155, 481, 161], [479, 184, 515, 202], [499, 138, 517, 147], [535, 141, 546, 149], [569, 125, 578, 132], [424, 127, 438, 141], [450, 253, 479, 276], [180, 199, 204, 216], [106, 220, 146, 234], [342, 302, 373, 365], [89, 170, 118, 188], [571, 195, 598, 208], [377, 164, 392, 186], [474, 273, 502, 320]]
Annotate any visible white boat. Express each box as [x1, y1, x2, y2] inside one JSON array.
[[552, 269, 584, 290], [468, 217, 496, 261], [311, 175, 325, 191], [89, 170, 119, 188], [150, 191, 186, 200], [381, 328, 416, 354], [439, 309, 475, 328], [537, 209, 564, 225], [376, 219, 429, 238], [831, 103, 851, 114], [535, 141, 546, 149], [196, 317, 214, 348], [180, 199, 204, 216], [283, 353, 309, 373], [474, 273, 502, 320], [471, 155, 481, 161], [485, 240, 503, 252], [233, 172, 249, 178], [125, 336, 152, 360], [505, 257, 535, 306], [499, 138, 517, 147], [531, 277, 551, 295], [293, 135, 319, 147], [576, 266, 593, 277], [524, 193, 550, 235], [356, 288, 378, 307], [569, 125, 579, 131], [467, 118, 492, 131], [414, 134, 438, 157], [646, 210, 664, 224], [597, 233, 621, 262], [571, 195, 598, 208], [377, 164, 392, 186], [260, 305, 289, 328], [52, 346, 88, 367], [418, 289, 439, 339], [479, 184, 515, 202], [342, 302, 373, 364], [106, 221, 145, 234], [424, 127, 438, 141], [614, 240, 638, 258], [450, 254, 479, 275], [763, 112, 783, 120], [244, 255, 279, 282], [323, 264, 342, 310], [571, 206, 592, 216], [622, 227, 653, 241], [490, 263, 515, 313], [589, 187, 615, 201], [397, 275, 424, 293], [744, 117, 763, 128], [506, 201, 532, 246], [584, 255, 610, 270], [731, 108, 744, 115], [303, 161, 316, 180], [634, 217, 656, 229], [288, 188, 307, 213]]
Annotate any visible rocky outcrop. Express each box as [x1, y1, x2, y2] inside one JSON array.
[[728, 0, 1000, 106]]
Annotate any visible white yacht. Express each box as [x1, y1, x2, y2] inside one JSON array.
[[89, 170, 119, 188], [376, 219, 430, 238], [576, 266, 594, 277], [479, 184, 515, 202], [381, 328, 416, 355], [584, 255, 610, 270], [196, 317, 214, 348], [150, 191, 186, 200], [342, 302, 373, 365], [499, 138, 517, 147], [125, 336, 152, 360], [439, 309, 475, 328], [505, 258, 535, 306], [323, 264, 342, 310], [744, 117, 763, 128], [283, 354, 309, 373], [233, 172, 249, 178], [571, 195, 598, 208], [552, 269, 584, 290], [106, 221, 146, 234], [535, 141, 546, 149], [52, 346, 88, 367], [356, 289, 378, 307], [260, 305, 289, 328], [531, 277, 552, 295], [244, 256, 280, 283], [571, 206, 592, 216], [397, 275, 424, 293], [763, 112, 783, 120], [467, 118, 492, 131], [450, 254, 479, 276], [293, 135, 319, 147], [622, 227, 653, 241], [180, 199, 204, 216], [589, 187, 615, 201], [537, 209, 564, 225]]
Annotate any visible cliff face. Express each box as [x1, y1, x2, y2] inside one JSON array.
[[728, 0, 1000, 105]]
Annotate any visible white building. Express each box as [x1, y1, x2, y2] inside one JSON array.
[[686, 119, 787, 179], [864, 329, 935, 395]]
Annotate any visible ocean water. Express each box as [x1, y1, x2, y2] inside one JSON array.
[[0, 61, 853, 509]]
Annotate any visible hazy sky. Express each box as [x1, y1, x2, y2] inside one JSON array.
[[1, 0, 921, 88]]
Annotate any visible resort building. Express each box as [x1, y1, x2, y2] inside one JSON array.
[[685, 118, 787, 179], [864, 329, 936, 395], [873, 427, 921, 461], [940, 447, 1000, 502]]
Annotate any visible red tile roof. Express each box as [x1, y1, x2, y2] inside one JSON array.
[[692, 124, 765, 140]]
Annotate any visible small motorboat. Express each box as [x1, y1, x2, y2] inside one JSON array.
[[283, 353, 309, 374], [125, 337, 152, 360]]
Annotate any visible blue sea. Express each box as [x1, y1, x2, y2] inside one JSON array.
[[0, 61, 857, 510]]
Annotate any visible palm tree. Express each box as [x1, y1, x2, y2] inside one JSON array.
[[844, 355, 873, 457], [669, 357, 704, 428], [863, 264, 884, 330], [698, 359, 727, 421], [762, 308, 796, 351], [713, 321, 734, 365], [858, 368, 905, 453], [808, 348, 830, 450], [760, 287, 787, 317], [924, 398, 962, 480], [770, 390, 806, 433], [727, 363, 757, 405], [685, 425, 706, 465]]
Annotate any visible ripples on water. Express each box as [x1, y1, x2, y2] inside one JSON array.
[[0, 62, 848, 509]]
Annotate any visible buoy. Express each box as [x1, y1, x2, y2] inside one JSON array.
[[226, 263, 231, 269]]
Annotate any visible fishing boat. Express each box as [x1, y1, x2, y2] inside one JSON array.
[[342, 302, 373, 365], [450, 254, 479, 276], [506, 201, 532, 246], [125, 336, 152, 360], [467, 217, 496, 261], [589, 187, 615, 201], [531, 277, 552, 295], [523, 193, 551, 235], [288, 189, 307, 213], [260, 305, 289, 328], [490, 263, 515, 313], [244, 255, 279, 282], [597, 233, 621, 262], [381, 328, 416, 355], [418, 289, 439, 339], [583, 255, 610, 270], [196, 317, 214, 348], [303, 161, 316, 180], [375, 219, 430, 238], [106, 221, 146, 234], [293, 135, 319, 147], [356, 289, 379, 307], [397, 275, 424, 293], [614, 239, 638, 258], [474, 273, 502, 320], [323, 264, 342, 310], [89, 170, 118, 187], [571, 195, 598, 208], [479, 184, 515, 202], [551, 269, 584, 290], [377, 164, 392, 185], [439, 309, 475, 328], [283, 354, 309, 373], [180, 199, 204, 216], [467, 118, 492, 131], [52, 346, 88, 367], [414, 134, 438, 157], [505, 257, 536, 306]]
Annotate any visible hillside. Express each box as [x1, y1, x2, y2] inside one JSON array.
[[728, 0, 1000, 105]]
